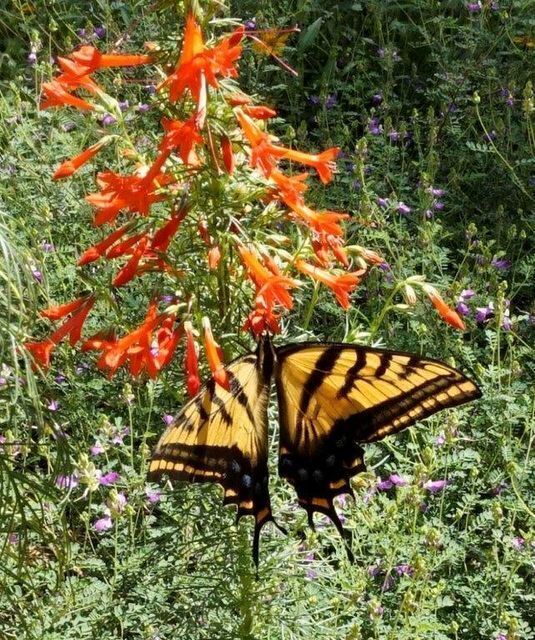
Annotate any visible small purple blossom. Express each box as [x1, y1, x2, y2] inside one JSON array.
[[433, 201, 445, 211], [368, 563, 381, 577], [325, 94, 338, 109], [62, 122, 77, 132], [244, 18, 256, 31], [77, 28, 87, 39], [496, 634, 507, 640], [376, 197, 389, 209], [90, 442, 105, 456], [511, 537, 525, 551], [397, 202, 411, 215], [502, 313, 512, 331], [377, 478, 393, 491], [388, 130, 400, 142], [308, 95, 321, 105], [423, 479, 448, 493], [456, 301, 471, 317], [163, 414, 174, 426], [28, 52, 37, 64], [371, 93, 383, 106], [389, 474, 408, 487], [146, 487, 162, 504], [138, 103, 150, 113], [491, 256, 511, 271], [99, 471, 120, 486], [31, 268, 43, 283], [395, 564, 413, 576], [144, 84, 156, 95], [435, 432, 446, 446], [460, 288, 476, 300], [55, 374, 66, 384], [41, 241, 55, 252], [55, 473, 79, 490], [94, 515, 113, 532], [428, 187, 445, 197], [0, 377, 6, 386], [8, 533, 19, 544], [475, 305, 493, 323], [368, 117, 382, 136], [111, 426, 129, 445], [93, 26, 106, 39], [466, 1, 482, 12], [100, 113, 117, 126], [483, 130, 497, 142], [160, 294, 176, 304], [47, 400, 59, 411], [118, 100, 130, 112]]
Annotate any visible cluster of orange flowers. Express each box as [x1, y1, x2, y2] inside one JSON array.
[[26, 15, 465, 389]]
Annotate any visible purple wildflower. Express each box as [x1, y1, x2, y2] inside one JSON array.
[[491, 256, 511, 271], [371, 93, 383, 106], [435, 432, 446, 446], [31, 268, 42, 283], [397, 202, 411, 215], [8, 533, 19, 544], [377, 478, 393, 491], [244, 18, 256, 31], [425, 209, 434, 219], [428, 187, 445, 197], [381, 574, 395, 591], [93, 26, 106, 39], [460, 288, 476, 300], [144, 84, 156, 95], [99, 471, 120, 486], [376, 197, 389, 209], [111, 426, 129, 445], [308, 95, 321, 105], [77, 28, 87, 39], [94, 515, 113, 532], [100, 113, 117, 126], [388, 130, 400, 142], [41, 241, 55, 252], [423, 479, 448, 493], [483, 130, 497, 142], [377, 48, 385, 58], [90, 442, 105, 456], [467, 2, 482, 12], [54, 374, 66, 384], [138, 103, 150, 113], [502, 314, 512, 331], [368, 563, 381, 577], [146, 487, 162, 504], [368, 117, 382, 136], [28, 52, 37, 64], [496, 634, 507, 640], [118, 100, 130, 112], [55, 473, 79, 490], [475, 304, 493, 323], [352, 180, 362, 191], [160, 294, 175, 304], [511, 537, 525, 551], [395, 564, 413, 576], [433, 201, 445, 211], [325, 94, 338, 109], [456, 301, 470, 317], [389, 474, 408, 487], [0, 377, 6, 386], [163, 414, 174, 426], [47, 400, 59, 411]]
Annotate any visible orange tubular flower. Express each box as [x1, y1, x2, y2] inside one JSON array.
[[66, 45, 152, 76], [242, 105, 277, 119], [296, 260, 364, 310], [423, 285, 466, 331], [86, 302, 180, 378], [184, 321, 201, 397], [86, 168, 173, 226], [112, 235, 150, 287], [202, 317, 229, 390], [77, 222, 133, 265], [208, 245, 221, 270], [267, 145, 340, 184], [25, 296, 96, 368], [238, 245, 299, 310], [160, 117, 203, 165], [286, 199, 349, 237], [53, 139, 108, 180], [40, 80, 95, 111], [151, 207, 188, 252], [221, 135, 235, 175], [269, 169, 309, 201]]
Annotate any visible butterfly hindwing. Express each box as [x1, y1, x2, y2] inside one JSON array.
[[274, 343, 481, 533], [148, 349, 275, 563]]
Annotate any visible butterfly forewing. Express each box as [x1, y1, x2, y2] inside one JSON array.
[[274, 343, 481, 530], [148, 351, 275, 562]]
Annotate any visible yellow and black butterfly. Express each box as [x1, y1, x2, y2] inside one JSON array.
[[148, 335, 481, 564]]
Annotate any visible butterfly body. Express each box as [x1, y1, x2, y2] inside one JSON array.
[[148, 336, 481, 563]]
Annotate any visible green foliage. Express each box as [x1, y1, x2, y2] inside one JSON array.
[[0, 1, 534, 639]]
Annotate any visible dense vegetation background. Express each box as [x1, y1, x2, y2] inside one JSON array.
[[0, 1, 533, 638]]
